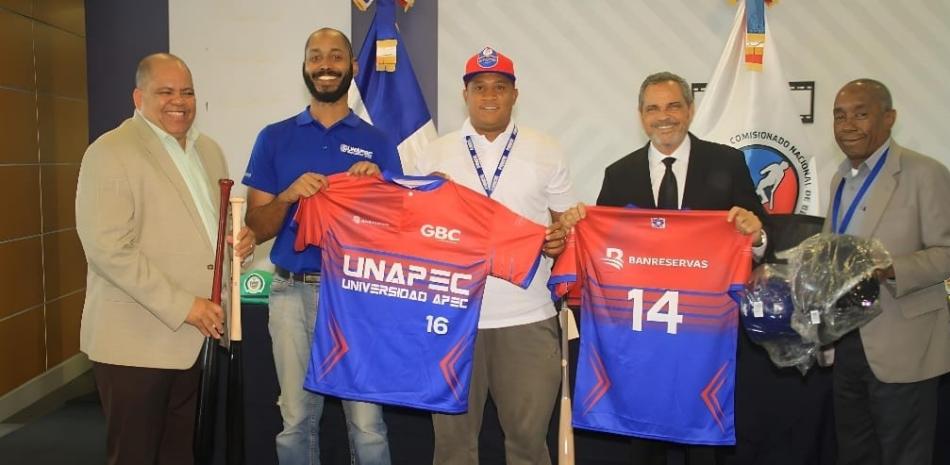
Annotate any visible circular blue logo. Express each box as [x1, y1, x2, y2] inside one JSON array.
[[742, 144, 799, 214], [477, 47, 498, 69]]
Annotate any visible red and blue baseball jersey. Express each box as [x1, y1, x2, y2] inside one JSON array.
[[294, 172, 545, 413], [551, 207, 751, 445]]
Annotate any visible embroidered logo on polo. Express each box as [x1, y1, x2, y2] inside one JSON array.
[[340, 144, 374, 159]]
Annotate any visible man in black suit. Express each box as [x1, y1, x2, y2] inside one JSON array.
[[563, 71, 768, 465], [596, 71, 767, 230]]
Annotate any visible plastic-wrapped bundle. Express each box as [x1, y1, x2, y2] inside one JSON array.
[[818, 276, 881, 343], [740, 264, 818, 373], [778, 233, 890, 346]]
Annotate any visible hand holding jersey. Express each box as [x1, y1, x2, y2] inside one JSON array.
[[292, 173, 547, 412], [241, 28, 402, 465], [574, 72, 768, 463], [274, 161, 381, 205], [276, 172, 330, 205], [421, 46, 577, 465], [543, 216, 571, 257], [726, 206, 764, 245]]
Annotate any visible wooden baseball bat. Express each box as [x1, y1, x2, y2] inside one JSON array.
[[559, 307, 576, 465], [194, 179, 233, 464], [226, 197, 246, 465]]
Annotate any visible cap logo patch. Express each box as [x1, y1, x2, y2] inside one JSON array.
[[477, 47, 498, 69]]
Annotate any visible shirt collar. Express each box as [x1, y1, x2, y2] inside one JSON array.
[[295, 107, 361, 129], [383, 172, 448, 191], [460, 118, 516, 143], [136, 110, 199, 148], [837, 138, 891, 178], [648, 135, 691, 169]]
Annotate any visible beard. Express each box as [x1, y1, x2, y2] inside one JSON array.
[[303, 63, 354, 103]]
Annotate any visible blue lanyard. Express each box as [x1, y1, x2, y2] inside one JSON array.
[[832, 148, 889, 234], [465, 126, 518, 198]]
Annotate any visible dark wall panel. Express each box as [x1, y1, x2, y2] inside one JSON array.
[[85, 0, 168, 142]]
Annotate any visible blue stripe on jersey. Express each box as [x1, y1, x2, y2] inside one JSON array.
[[574, 304, 737, 444], [518, 253, 543, 289]]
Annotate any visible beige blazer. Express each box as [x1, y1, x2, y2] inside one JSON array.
[[76, 114, 229, 369], [823, 142, 950, 382]]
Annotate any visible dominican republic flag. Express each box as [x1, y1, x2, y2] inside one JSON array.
[[349, 0, 436, 172], [692, 0, 828, 216]]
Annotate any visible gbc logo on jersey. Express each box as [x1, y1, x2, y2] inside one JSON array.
[[421, 224, 461, 242]]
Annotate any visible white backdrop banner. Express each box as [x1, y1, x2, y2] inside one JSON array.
[[170, 0, 950, 211], [692, 0, 825, 216]]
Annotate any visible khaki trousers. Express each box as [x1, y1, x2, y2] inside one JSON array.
[[433, 316, 561, 465]]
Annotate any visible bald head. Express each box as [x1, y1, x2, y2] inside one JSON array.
[[132, 53, 196, 147], [135, 53, 191, 89], [304, 28, 354, 61], [840, 78, 893, 111]]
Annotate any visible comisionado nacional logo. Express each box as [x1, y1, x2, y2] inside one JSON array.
[[731, 133, 817, 215]]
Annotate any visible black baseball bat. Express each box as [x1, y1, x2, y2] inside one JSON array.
[[193, 178, 233, 464], [226, 197, 246, 465]]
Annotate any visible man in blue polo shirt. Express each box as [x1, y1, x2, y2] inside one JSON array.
[[243, 28, 402, 465]]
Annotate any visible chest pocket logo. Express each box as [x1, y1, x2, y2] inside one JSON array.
[[340, 143, 374, 159]]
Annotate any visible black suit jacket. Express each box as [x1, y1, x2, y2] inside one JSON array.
[[597, 133, 767, 220]]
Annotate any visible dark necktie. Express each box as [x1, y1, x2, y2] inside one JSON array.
[[657, 157, 678, 209]]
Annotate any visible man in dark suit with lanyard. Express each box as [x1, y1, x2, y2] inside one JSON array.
[[565, 71, 768, 465]]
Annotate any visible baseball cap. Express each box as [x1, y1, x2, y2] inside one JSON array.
[[463, 46, 515, 83]]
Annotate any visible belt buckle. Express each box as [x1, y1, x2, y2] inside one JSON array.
[[301, 273, 319, 284]]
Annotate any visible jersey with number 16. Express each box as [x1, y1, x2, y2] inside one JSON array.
[[294, 173, 545, 413]]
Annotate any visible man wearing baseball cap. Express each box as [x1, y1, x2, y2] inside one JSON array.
[[413, 46, 576, 465]]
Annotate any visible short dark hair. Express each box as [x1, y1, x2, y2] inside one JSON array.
[[844, 78, 893, 111], [639, 71, 693, 110], [304, 27, 355, 61]]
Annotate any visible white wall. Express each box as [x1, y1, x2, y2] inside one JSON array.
[[169, 0, 351, 199], [438, 0, 950, 206], [169, 0, 351, 268], [169, 0, 950, 216]]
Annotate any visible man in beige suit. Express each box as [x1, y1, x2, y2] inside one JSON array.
[[76, 53, 254, 465], [824, 79, 950, 465]]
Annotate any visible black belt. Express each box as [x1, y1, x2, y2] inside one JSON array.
[[275, 267, 320, 283]]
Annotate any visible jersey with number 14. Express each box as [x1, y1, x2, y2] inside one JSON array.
[[294, 173, 544, 413], [551, 207, 751, 445]]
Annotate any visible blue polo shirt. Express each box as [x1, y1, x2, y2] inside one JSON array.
[[242, 108, 403, 273]]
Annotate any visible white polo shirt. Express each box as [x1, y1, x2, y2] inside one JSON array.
[[414, 119, 576, 328]]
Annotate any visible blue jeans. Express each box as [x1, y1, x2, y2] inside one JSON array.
[[269, 274, 391, 465]]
